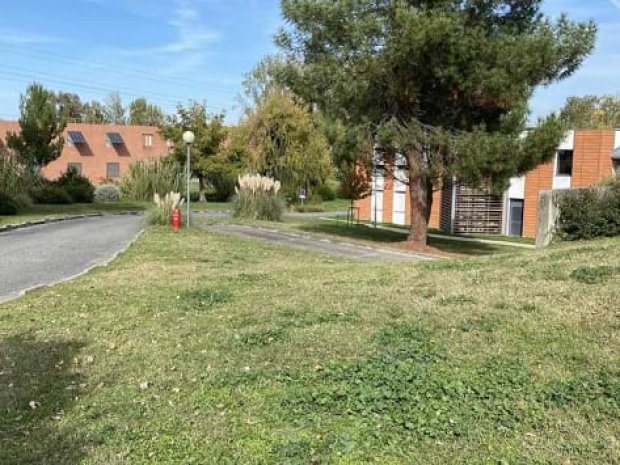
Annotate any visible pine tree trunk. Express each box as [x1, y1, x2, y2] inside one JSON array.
[[406, 149, 430, 246]]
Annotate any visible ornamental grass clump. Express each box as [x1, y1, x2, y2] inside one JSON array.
[[233, 174, 284, 221], [148, 192, 185, 225], [121, 159, 184, 201]]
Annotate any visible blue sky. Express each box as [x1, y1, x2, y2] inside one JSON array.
[[0, 0, 618, 124]]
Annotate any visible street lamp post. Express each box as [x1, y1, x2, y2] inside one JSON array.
[[182, 131, 195, 227]]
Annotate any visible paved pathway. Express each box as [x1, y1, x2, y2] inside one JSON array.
[[0, 215, 144, 303], [208, 223, 437, 262]]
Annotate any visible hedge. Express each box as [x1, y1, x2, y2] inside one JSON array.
[[557, 179, 620, 241]]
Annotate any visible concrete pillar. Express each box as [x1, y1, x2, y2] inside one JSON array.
[[536, 190, 562, 249]]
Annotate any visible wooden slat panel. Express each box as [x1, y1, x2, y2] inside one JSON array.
[[453, 185, 503, 234]]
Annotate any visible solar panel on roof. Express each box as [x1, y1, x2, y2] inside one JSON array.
[[107, 132, 124, 145], [68, 131, 86, 144]]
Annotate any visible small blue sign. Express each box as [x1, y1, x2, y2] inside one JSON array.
[[299, 188, 307, 200]]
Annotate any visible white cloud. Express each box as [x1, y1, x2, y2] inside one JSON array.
[[120, 0, 220, 56]]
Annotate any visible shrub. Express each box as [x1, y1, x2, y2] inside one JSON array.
[[121, 159, 184, 201], [206, 169, 237, 202], [318, 179, 338, 201], [65, 184, 94, 203], [12, 193, 33, 210], [557, 179, 620, 241], [33, 185, 73, 204], [0, 151, 34, 201], [95, 184, 121, 202], [55, 167, 95, 203], [148, 192, 185, 225], [0, 193, 19, 215], [233, 174, 285, 221]]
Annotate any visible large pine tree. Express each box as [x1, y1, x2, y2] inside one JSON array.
[[277, 0, 596, 244]]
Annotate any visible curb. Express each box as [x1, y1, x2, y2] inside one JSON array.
[[0, 211, 144, 234], [0, 226, 146, 305]]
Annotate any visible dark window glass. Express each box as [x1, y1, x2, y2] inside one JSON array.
[[557, 150, 573, 176]]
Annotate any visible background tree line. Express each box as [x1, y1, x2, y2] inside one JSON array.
[[54, 91, 165, 126]]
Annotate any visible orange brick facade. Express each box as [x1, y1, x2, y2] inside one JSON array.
[[0, 121, 168, 184], [357, 129, 618, 238], [522, 161, 554, 238], [571, 130, 615, 188]]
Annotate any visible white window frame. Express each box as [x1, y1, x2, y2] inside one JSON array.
[[106, 162, 120, 179], [143, 133, 154, 148]]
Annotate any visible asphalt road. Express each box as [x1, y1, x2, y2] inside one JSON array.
[[0, 215, 144, 303], [209, 224, 437, 262]]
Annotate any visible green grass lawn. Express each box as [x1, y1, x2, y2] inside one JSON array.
[[277, 218, 519, 255], [1, 227, 619, 464], [0, 202, 149, 226]]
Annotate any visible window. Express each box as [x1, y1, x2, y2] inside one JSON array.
[[67, 131, 86, 145], [556, 150, 573, 176], [106, 132, 124, 145], [106, 162, 120, 179], [614, 160, 620, 176], [67, 162, 82, 174], [143, 133, 154, 148]]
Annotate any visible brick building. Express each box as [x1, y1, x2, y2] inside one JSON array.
[[0, 121, 169, 184], [356, 129, 620, 238]]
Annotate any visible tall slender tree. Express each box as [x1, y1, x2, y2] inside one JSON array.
[[104, 92, 126, 125], [55, 92, 84, 122], [83, 101, 106, 124], [561, 95, 620, 129], [277, 0, 596, 245], [161, 102, 227, 201], [6, 83, 67, 172], [242, 90, 333, 197], [129, 98, 166, 126]]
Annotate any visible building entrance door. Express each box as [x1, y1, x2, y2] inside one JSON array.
[[509, 199, 524, 237]]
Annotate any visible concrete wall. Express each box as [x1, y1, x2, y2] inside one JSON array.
[[536, 189, 565, 248]]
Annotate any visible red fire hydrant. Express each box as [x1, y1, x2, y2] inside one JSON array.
[[171, 208, 181, 230]]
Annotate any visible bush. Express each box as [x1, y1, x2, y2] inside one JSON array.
[[148, 192, 184, 225], [0, 193, 19, 215], [121, 159, 184, 201], [0, 151, 34, 201], [95, 184, 121, 202], [12, 193, 33, 210], [33, 185, 73, 204], [206, 170, 237, 202], [318, 179, 338, 201], [56, 167, 95, 203], [233, 174, 285, 221], [65, 184, 94, 203], [557, 180, 620, 241]]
